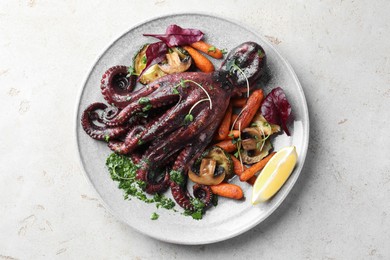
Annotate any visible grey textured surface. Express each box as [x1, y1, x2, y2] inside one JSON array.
[[1, 0, 389, 259]]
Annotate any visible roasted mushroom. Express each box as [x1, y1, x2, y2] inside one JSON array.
[[189, 146, 233, 185], [158, 47, 192, 74], [240, 126, 272, 164]]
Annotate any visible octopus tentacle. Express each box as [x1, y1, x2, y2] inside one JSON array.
[[81, 102, 129, 140], [169, 147, 195, 211], [105, 90, 180, 127], [120, 98, 196, 153], [171, 181, 194, 211], [100, 66, 137, 108], [136, 161, 170, 194], [100, 106, 120, 124], [145, 169, 170, 194], [143, 108, 212, 165], [193, 184, 214, 209], [107, 125, 146, 154]]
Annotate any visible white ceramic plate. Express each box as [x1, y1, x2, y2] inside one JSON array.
[[75, 13, 309, 245]]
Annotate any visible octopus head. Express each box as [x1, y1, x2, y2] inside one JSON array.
[[220, 42, 267, 96]]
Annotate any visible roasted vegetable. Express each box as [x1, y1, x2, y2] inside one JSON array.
[[133, 44, 167, 84], [158, 47, 192, 74], [240, 124, 274, 164], [241, 139, 272, 164], [189, 146, 233, 185], [251, 113, 280, 136]]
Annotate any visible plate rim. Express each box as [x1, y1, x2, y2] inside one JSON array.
[[74, 12, 310, 245]]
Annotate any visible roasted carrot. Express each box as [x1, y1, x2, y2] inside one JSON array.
[[234, 89, 264, 130], [231, 155, 244, 176], [231, 114, 238, 127], [231, 98, 247, 107], [190, 41, 223, 59], [239, 152, 276, 181], [226, 130, 240, 139], [215, 140, 237, 153], [247, 175, 257, 186], [215, 103, 233, 141], [210, 183, 244, 200], [183, 46, 214, 73]]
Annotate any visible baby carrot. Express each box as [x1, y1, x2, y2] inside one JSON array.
[[183, 46, 215, 73], [210, 183, 244, 200], [215, 140, 237, 153], [215, 103, 233, 141], [246, 175, 258, 186], [231, 155, 244, 176], [226, 130, 240, 139], [239, 152, 276, 181], [190, 41, 223, 59], [234, 89, 264, 130], [231, 98, 247, 107]]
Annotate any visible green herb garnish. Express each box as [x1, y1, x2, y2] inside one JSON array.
[[184, 98, 209, 124], [184, 113, 194, 124], [104, 134, 110, 142], [184, 198, 205, 220], [150, 212, 159, 220], [212, 195, 218, 207], [154, 193, 175, 210], [170, 170, 185, 186], [142, 56, 147, 64], [226, 59, 250, 98], [180, 78, 187, 88], [221, 48, 228, 55], [172, 86, 180, 95], [257, 49, 265, 58], [126, 66, 138, 77], [106, 153, 176, 211], [142, 104, 152, 112], [208, 46, 216, 52], [138, 97, 150, 105]]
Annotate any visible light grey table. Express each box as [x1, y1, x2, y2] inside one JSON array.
[[1, 1, 389, 259]]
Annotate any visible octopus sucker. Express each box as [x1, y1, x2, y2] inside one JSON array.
[[81, 42, 266, 214]]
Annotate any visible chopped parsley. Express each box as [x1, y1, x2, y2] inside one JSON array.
[[184, 198, 205, 220], [154, 193, 175, 210], [170, 170, 185, 186], [257, 49, 265, 58], [138, 97, 150, 105], [106, 153, 176, 211], [150, 212, 159, 220], [142, 104, 152, 112]]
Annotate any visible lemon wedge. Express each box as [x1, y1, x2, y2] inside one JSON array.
[[251, 146, 298, 205]]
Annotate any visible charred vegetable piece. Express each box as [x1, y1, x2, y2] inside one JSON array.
[[158, 47, 192, 74], [251, 113, 280, 136], [133, 44, 167, 84], [188, 159, 225, 186], [240, 125, 274, 164], [189, 146, 233, 185], [241, 139, 272, 164]]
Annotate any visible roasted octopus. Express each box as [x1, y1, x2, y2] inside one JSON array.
[[81, 42, 266, 212]]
